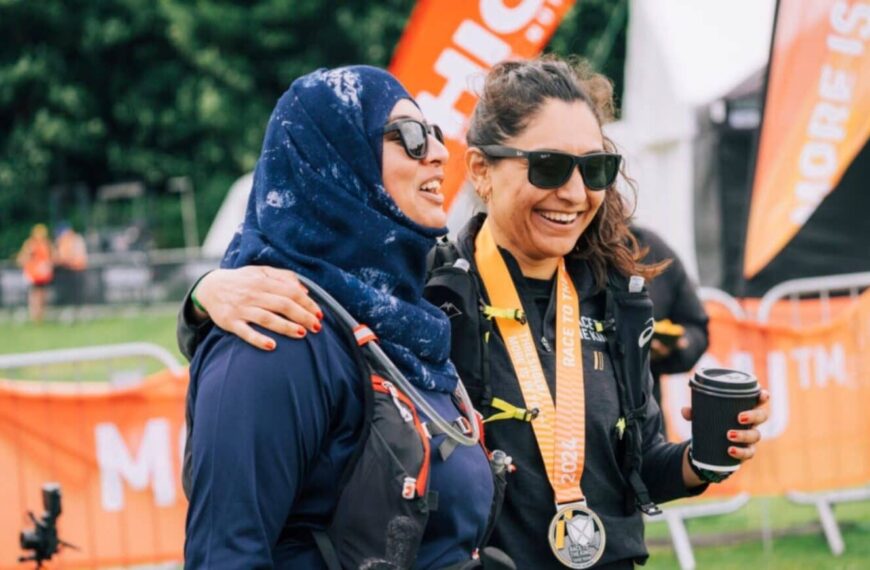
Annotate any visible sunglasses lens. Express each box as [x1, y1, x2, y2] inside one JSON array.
[[529, 153, 575, 188], [399, 121, 428, 159], [581, 154, 620, 189], [431, 124, 445, 144]]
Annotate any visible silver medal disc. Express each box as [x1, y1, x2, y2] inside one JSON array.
[[547, 502, 606, 569]]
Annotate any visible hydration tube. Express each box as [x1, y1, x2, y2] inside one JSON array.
[[297, 275, 480, 447]]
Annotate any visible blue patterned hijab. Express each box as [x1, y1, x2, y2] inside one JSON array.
[[222, 66, 458, 393]]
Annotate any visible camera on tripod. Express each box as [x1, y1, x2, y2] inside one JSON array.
[[19, 483, 77, 568]]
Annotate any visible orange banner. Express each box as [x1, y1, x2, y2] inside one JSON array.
[[390, 0, 577, 210], [661, 291, 870, 496], [3, 298, 869, 566], [744, 0, 870, 278], [0, 370, 188, 569]]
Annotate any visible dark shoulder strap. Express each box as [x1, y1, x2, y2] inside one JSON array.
[[311, 529, 343, 570], [324, 303, 375, 491], [603, 276, 660, 516], [426, 236, 462, 277], [423, 244, 493, 409], [309, 295, 375, 568]]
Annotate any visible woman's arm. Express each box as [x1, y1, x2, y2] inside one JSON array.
[[176, 266, 323, 359]]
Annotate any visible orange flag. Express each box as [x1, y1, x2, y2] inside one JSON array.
[[744, 0, 870, 278], [390, 0, 577, 210]]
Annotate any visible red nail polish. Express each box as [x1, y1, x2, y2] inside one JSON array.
[[265, 339, 276, 351], [738, 414, 749, 424], [728, 430, 737, 439], [313, 321, 322, 333], [729, 447, 738, 456], [316, 310, 324, 320], [298, 327, 307, 337]]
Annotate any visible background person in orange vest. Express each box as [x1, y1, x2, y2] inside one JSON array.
[[54, 223, 89, 312], [16, 223, 54, 322]]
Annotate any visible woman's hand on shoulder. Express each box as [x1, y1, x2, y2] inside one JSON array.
[[194, 266, 322, 351]]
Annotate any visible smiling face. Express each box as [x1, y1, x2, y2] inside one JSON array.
[[381, 99, 449, 229], [469, 98, 607, 276]]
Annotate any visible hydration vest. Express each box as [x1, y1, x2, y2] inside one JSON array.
[[304, 289, 511, 570], [423, 236, 662, 517]]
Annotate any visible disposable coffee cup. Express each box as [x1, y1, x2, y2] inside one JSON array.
[[689, 368, 760, 473]]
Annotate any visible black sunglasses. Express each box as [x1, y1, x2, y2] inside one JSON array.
[[478, 145, 622, 190], [383, 119, 445, 160]]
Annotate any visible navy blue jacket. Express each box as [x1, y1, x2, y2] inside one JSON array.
[[183, 313, 493, 569]]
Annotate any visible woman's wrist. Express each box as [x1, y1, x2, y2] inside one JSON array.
[[191, 286, 208, 315], [684, 444, 732, 486], [188, 273, 213, 322], [682, 444, 706, 488]]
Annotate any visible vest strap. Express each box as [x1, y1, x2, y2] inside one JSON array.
[[353, 324, 377, 346], [311, 529, 342, 570], [482, 304, 526, 324], [483, 397, 539, 424]]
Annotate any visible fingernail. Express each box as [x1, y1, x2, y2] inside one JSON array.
[[738, 414, 749, 424], [297, 327, 307, 337], [728, 447, 738, 456], [728, 430, 737, 440], [316, 310, 323, 320], [312, 321, 322, 333], [264, 339, 276, 351]]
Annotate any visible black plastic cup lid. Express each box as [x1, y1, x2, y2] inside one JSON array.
[[690, 368, 760, 396]]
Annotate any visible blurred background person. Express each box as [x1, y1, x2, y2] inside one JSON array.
[[54, 223, 89, 315], [632, 225, 709, 429], [16, 224, 54, 323]]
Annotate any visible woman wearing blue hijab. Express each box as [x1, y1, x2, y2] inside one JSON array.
[[183, 66, 496, 569]]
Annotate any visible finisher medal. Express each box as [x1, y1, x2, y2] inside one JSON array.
[[475, 221, 607, 569], [548, 502, 606, 569]]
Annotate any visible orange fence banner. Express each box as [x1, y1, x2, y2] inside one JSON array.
[[0, 370, 188, 569], [662, 290, 870, 497], [744, 0, 870, 278], [390, 0, 577, 210], [3, 299, 869, 566]]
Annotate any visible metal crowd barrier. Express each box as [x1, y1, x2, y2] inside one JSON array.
[[645, 286, 751, 570], [756, 271, 870, 557], [648, 274, 870, 568], [0, 248, 220, 310], [0, 343, 184, 378]]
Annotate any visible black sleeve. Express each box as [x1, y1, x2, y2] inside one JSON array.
[[177, 272, 216, 362], [654, 252, 710, 375], [638, 370, 709, 503]]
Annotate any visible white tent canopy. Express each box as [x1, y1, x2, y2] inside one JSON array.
[[612, 0, 775, 279], [202, 172, 253, 257]]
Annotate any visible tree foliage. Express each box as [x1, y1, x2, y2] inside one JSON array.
[[0, 0, 625, 258]]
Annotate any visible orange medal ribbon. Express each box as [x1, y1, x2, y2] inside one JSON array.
[[475, 220, 586, 505]]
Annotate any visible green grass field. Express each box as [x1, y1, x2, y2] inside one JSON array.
[[2, 312, 868, 567], [644, 497, 870, 569], [0, 309, 184, 381], [0, 309, 181, 357]]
